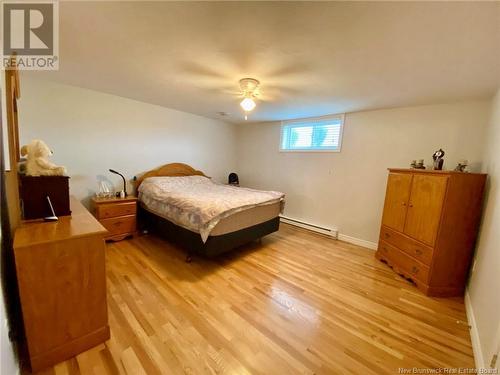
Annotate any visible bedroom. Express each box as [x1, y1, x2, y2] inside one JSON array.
[[1, 1, 499, 374]]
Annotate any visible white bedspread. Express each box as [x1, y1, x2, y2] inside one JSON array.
[[138, 176, 285, 242]]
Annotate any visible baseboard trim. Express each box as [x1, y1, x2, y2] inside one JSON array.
[[279, 216, 377, 250], [338, 233, 378, 250], [465, 289, 485, 369]]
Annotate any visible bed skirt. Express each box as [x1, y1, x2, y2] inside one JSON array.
[[138, 206, 280, 258]]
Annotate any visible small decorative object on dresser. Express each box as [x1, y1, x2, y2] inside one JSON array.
[[21, 139, 67, 176], [410, 159, 425, 169], [432, 148, 445, 170], [376, 168, 486, 297], [92, 196, 138, 241], [454, 159, 469, 172]]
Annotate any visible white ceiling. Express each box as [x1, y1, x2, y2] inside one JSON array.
[[26, 1, 500, 123]]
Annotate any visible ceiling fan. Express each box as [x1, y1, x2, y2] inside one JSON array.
[[239, 77, 260, 120], [178, 58, 311, 121]]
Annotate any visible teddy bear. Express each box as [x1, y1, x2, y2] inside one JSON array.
[[20, 139, 67, 176]]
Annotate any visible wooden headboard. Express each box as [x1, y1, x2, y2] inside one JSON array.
[[135, 163, 207, 189]]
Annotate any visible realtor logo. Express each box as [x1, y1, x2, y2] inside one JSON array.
[[2, 1, 59, 70]]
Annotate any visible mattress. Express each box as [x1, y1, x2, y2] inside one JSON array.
[[142, 200, 282, 236], [138, 176, 285, 241]]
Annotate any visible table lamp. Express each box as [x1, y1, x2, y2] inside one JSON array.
[[109, 169, 127, 197]]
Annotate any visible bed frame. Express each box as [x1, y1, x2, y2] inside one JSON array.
[[135, 163, 280, 260], [135, 162, 207, 188]]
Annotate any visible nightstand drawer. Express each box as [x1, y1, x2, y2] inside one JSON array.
[[100, 215, 136, 236], [96, 202, 136, 219]]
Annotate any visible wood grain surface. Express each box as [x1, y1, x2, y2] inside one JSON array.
[[14, 197, 109, 372], [377, 169, 486, 296], [135, 163, 206, 189], [26, 224, 474, 374]]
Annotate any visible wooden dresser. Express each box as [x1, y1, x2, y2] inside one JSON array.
[[92, 196, 137, 241], [376, 169, 486, 297], [13, 197, 110, 372]]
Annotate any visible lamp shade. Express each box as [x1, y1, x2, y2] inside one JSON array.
[[240, 97, 256, 112]]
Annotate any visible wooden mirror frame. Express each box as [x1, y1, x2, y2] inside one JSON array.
[[6, 61, 20, 164], [3, 57, 22, 230]]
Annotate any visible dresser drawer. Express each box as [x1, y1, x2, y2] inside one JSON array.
[[378, 240, 430, 283], [96, 202, 136, 219], [100, 215, 136, 236], [380, 226, 433, 265]]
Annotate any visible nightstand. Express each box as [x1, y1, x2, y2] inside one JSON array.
[[92, 196, 138, 241]]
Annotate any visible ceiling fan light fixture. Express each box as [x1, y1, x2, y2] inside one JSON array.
[[239, 78, 259, 92], [240, 97, 256, 112], [238, 78, 260, 120]]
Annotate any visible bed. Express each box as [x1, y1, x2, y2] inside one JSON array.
[[136, 163, 285, 259]]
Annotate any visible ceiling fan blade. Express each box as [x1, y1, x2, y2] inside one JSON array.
[[264, 62, 312, 78], [178, 60, 227, 79]]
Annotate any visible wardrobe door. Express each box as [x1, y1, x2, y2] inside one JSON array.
[[404, 174, 448, 246], [381, 173, 413, 232]]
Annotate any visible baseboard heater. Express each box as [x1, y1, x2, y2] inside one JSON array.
[[279, 215, 338, 239]]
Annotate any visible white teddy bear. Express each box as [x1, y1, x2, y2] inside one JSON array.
[[21, 139, 67, 176]]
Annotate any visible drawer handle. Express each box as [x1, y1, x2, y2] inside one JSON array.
[[382, 246, 388, 253], [411, 266, 419, 274], [113, 221, 123, 226], [402, 202, 406, 206], [415, 249, 423, 255], [384, 233, 390, 238], [408, 203, 414, 207]]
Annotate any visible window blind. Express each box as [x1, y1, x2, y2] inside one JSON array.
[[280, 115, 344, 152]]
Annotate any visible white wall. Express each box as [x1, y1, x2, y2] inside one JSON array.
[[467, 89, 500, 369], [236, 101, 490, 244], [19, 77, 237, 206]]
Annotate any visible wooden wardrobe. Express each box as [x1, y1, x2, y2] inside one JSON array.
[[376, 168, 486, 297]]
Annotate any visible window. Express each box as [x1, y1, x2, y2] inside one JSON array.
[[280, 114, 344, 152]]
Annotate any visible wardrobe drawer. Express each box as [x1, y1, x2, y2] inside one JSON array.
[[378, 240, 430, 283], [100, 215, 136, 236], [96, 202, 136, 219], [380, 226, 433, 265]]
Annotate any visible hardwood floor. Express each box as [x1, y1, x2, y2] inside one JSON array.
[[31, 224, 474, 374]]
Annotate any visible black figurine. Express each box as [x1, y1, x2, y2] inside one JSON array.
[[432, 149, 445, 170]]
